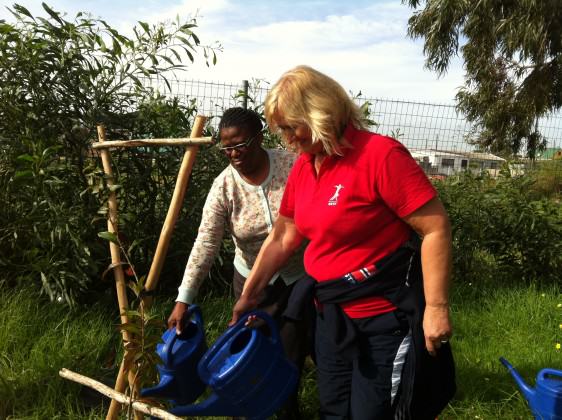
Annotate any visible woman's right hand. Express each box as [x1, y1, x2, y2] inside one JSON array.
[[167, 301, 189, 334], [230, 294, 259, 326]]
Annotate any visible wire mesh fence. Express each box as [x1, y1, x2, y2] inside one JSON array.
[[141, 76, 562, 182]]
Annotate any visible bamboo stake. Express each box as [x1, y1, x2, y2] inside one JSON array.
[[92, 136, 213, 150], [143, 115, 207, 299], [97, 125, 132, 343], [59, 369, 183, 420], [97, 125, 138, 420]]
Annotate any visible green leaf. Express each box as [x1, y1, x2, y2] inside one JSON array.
[[42, 3, 63, 25], [97, 231, 118, 243], [16, 154, 35, 163], [170, 48, 182, 62], [138, 21, 150, 34], [14, 170, 33, 179], [0, 22, 15, 33], [12, 4, 35, 20], [182, 46, 194, 62]]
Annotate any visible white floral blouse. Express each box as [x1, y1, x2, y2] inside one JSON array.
[[176, 148, 306, 304]]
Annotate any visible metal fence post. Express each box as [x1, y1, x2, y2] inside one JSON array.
[[242, 79, 249, 109]]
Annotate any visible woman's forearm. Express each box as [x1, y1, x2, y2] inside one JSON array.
[[420, 226, 452, 308], [242, 219, 303, 299], [241, 240, 290, 297]]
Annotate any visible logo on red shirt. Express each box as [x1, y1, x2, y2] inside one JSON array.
[[328, 184, 344, 206]]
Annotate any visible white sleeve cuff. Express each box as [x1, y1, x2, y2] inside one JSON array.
[[176, 287, 199, 304]]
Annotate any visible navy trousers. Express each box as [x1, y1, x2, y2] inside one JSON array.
[[315, 309, 411, 420]]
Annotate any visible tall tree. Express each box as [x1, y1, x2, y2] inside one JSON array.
[[405, 0, 562, 157]]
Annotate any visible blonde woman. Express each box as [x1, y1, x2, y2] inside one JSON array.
[[232, 66, 455, 419]]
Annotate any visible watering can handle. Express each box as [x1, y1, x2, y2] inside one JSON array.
[[538, 368, 562, 381], [230, 310, 279, 345], [162, 304, 203, 366], [203, 310, 279, 359], [246, 310, 280, 345]]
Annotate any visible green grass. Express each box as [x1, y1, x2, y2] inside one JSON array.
[[440, 280, 561, 419], [0, 286, 119, 419], [1, 281, 560, 419]]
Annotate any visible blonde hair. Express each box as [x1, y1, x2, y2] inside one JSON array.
[[264, 65, 366, 156]]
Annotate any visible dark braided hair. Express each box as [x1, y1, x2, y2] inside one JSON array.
[[218, 107, 263, 139]]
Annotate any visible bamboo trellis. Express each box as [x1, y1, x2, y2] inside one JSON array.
[[60, 115, 211, 420]]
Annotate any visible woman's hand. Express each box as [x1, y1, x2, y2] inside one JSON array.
[[167, 301, 189, 334], [423, 304, 452, 356], [230, 294, 260, 326]]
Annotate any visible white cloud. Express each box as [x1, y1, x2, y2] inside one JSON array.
[[0, 0, 466, 102]]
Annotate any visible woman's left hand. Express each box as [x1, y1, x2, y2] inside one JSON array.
[[423, 304, 452, 356]]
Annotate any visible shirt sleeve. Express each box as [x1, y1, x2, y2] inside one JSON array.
[[176, 179, 228, 304], [376, 145, 437, 218]]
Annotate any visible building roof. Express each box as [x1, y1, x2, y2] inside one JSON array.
[[410, 148, 505, 162]]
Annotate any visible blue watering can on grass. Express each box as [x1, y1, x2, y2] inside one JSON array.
[[170, 310, 299, 420], [140, 305, 207, 405], [500, 357, 562, 419]]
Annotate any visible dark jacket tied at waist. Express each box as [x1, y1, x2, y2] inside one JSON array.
[[284, 237, 456, 420]]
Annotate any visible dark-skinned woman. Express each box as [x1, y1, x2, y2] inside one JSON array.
[[168, 107, 309, 420]]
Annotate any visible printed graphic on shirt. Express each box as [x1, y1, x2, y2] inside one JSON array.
[[328, 184, 344, 206]]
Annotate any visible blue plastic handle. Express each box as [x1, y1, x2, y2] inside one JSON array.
[[162, 304, 203, 366], [538, 368, 562, 381], [233, 310, 280, 345], [198, 310, 279, 382], [215, 310, 279, 351]]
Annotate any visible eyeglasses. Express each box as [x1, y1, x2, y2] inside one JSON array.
[[216, 134, 258, 154]]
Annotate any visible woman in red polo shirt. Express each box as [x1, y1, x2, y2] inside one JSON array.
[[231, 66, 455, 420]]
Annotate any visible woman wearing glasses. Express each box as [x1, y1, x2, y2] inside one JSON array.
[[167, 107, 309, 420], [231, 67, 455, 419]]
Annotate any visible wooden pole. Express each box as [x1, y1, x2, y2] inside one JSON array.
[[97, 125, 132, 343], [97, 125, 138, 420], [59, 369, 184, 420], [143, 115, 207, 300], [97, 116, 207, 419], [92, 136, 213, 150]]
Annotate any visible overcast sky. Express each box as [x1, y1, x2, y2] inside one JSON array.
[[0, 0, 466, 103]]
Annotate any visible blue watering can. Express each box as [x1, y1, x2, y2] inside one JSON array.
[[500, 357, 562, 419], [140, 305, 207, 405], [169, 310, 299, 420]]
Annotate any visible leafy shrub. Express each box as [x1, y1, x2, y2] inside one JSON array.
[[0, 3, 219, 305], [528, 160, 562, 198], [436, 171, 562, 284]]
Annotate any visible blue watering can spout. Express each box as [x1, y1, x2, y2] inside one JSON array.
[[140, 305, 207, 406], [499, 357, 562, 420], [499, 357, 536, 403]]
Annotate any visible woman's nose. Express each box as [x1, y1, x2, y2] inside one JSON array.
[[229, 148, 242, 158]]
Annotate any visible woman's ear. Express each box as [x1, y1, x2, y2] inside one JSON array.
[[256, 131, 265, 146]]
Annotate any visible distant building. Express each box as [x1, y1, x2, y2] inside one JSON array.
[[536, 148, 562, 160], [410, 149, 506, 177]]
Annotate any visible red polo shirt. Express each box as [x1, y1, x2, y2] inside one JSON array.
[[280, 124, 437, 318]]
